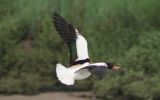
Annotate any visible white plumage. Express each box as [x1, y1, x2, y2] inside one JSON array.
[[75, 34, 89, 61], [56, 63, 91, 85], [53, 12, 120, 85]]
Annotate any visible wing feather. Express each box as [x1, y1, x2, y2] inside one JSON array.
[[53, 12, 77, 43], [76, 65, 107, 79], [53, 12, 89, 66], [52, 12, 78, 65]]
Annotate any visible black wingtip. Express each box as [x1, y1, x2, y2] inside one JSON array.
[[53, 12, 59, 17], [53, 12, 63, 19], [52, 12, 59, 20], [52, 11, 77, 44], [52, 12, 68, 24]]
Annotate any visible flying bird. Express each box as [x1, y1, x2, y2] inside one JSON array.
[[52, 12, 120, 85]]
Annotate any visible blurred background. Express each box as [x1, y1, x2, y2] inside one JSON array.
[[0, 0, 160, 100]]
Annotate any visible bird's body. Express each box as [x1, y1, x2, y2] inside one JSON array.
[[56, 62, 108, 85], [56, 63, 89, 85], [53, 12, 120, 85], [55, 32, 108, 85]]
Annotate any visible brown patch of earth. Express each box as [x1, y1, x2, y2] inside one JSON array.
[[0, 91, 97, 100]]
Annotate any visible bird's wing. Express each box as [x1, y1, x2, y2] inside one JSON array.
[[53, 12, 77, 43], [53, 12, 89, 66], [76, 65, 107, 79]]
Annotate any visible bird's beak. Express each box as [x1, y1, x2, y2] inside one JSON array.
[[112, 65, 120, 71]]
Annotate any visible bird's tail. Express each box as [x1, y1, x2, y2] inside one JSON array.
[[56, 63, 74, 85]]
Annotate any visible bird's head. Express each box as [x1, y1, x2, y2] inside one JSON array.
[[107, 63, 120, 71]]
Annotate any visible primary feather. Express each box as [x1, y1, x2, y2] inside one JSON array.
[[53, 12, 77, 43]]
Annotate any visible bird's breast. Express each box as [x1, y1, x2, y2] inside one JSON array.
[[74, 69, 91, 80]]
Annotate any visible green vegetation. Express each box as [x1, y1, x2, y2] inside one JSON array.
[[0, 0, 160, 99]]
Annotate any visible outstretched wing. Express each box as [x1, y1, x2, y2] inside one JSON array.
[[86, 65, 107, 79], [53, 12, 77, 43], [53, 12, 89, 66], [76, 65, 107, 79]]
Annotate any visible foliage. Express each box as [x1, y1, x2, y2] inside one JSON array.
[[0, 0, 160, 99]]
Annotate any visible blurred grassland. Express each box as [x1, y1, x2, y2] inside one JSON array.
[[0, 0, 160, 100]]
